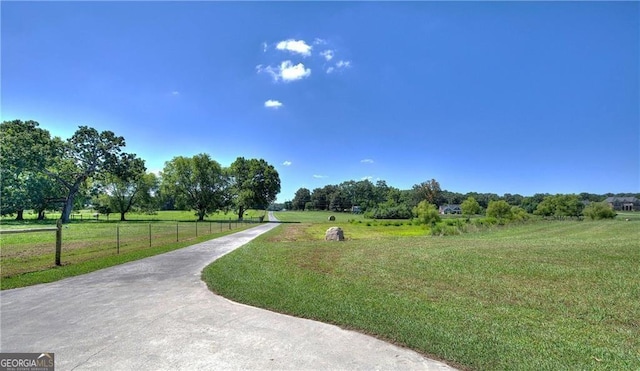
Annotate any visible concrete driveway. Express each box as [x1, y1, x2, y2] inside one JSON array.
[[1, 216, 455, 370]]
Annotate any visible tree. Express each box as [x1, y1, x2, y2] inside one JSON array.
[[412, 179, 441, 206], [486, 200, 513, 220], [45, 126, 127, 223], [0, 120, 58, 219], [461, 196, 482, 216], [583, 202, 617, 220], [161, 154, 228, 221], [292, 188, 311, 211], [534, 194, 584, 218], [26, 173, 66, 220], [534, 196, 556, 217], [229, 157, 281, 220], [413, 201, 441, 226], [97, 154, 148, 221]]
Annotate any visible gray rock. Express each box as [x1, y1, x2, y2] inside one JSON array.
[[325, 227, 345, 241]]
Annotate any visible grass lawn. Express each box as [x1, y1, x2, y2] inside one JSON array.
[[0, 210, 263, 289], [202, 218, 640, 370]]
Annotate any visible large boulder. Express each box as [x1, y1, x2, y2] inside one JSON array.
[[325, 227, 345, 241]]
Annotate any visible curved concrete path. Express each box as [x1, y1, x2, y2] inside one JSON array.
[[1, 214, 455, 370]]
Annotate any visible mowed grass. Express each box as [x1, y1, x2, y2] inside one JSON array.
[[0, 211, 261, 289], [202, 218, 640, 370]]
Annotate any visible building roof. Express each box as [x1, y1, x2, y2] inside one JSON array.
[[604, 197, 639, 203]]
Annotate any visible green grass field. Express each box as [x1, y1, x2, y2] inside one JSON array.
[[0, 210, 264, 289], [203, 213, 640, 370]]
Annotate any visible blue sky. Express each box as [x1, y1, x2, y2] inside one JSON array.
[[2, 1, 638, 202]]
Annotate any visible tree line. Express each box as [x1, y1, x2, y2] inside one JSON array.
[[285, 179, 635, 220], [1, 120, 280, 223]]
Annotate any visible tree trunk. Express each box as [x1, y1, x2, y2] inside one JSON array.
[[37, 210, 45, 220], [15, 209, 24, 221], [197, 209, 205, 221], [120, 212, 126, 221], [61, 188, 79, 223], [237, 206, 245, 221]]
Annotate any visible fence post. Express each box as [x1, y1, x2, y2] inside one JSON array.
[[196, 221, 198, 237], [117, 224, 120, 254], [176, 222, 179, 242], [55, 219, 62, 266], [149, 223, 152, 247], [209, 221, 212, 234]]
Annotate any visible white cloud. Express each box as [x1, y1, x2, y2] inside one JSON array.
[[325, 66, 335, 74], [279, 61, 311, 81], [313, 38, 327, 45], [261, 42, 268, 52], [276, 39, 312, 57], [264, 100, 283, 109], [361, 176, 373, 181], [336, 60, 352, 69], [257, 61, 311, 82], [171, 91, 180, 96], [313, 174, 328, 179], [361, 159, 374, 164], [320, 50, 334, 61], [282, 161, 292, 166]]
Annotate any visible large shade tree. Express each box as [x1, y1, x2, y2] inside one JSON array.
[[45, 126, 128, 223], [0, 120, 58, 220], [228, 157, 280, 220], [95, 154, 149, 221], [161, 154, 228, 221]]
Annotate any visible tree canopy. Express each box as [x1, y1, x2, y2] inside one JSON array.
[[229, 157, 281, 220], [161, 154, 229, 221]]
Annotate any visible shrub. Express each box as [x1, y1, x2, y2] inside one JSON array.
[[511, 206, 530, 222], [413, 201, 441, 226], [430, 223, 464, 236], [583, 202, 617, 220], [461, 196, 482, 215], [486, 200, 513, 220], [364, 205, 412, 219]]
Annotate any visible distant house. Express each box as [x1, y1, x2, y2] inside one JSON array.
[[439, 204, 462, 215], [604, 197, 640, 211]]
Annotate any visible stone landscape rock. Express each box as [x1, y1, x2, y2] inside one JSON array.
[[325, 227, 344, 241]]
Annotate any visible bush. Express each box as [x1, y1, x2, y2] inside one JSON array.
[[486, 200, 513, 220], [413, 201, 441, 226], [583, 202, 617, 220], [364, 205, 412, 219], [430, 222, 464, 236], [511, 206, 530, 222]]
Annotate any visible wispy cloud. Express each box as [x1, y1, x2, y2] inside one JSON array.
[[313, 38, 327, 45], [264, 99, 283, 109], [313, 174, 328, 179], [360, 159, 374, 164], [257, 61, 311, 82], [326, 60, 352, 74], [361, 176, 373, 181], [320, 50, 334, 61], [276, 39, 312, 57], [336, 60, 352, 69], [282, 161, 292, 166], [261, 42, 268, 52], [171, 91, 180, 96]]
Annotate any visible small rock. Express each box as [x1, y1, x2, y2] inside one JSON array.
[[325, 226, 345, 241], [328, 215, 335, 221]]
